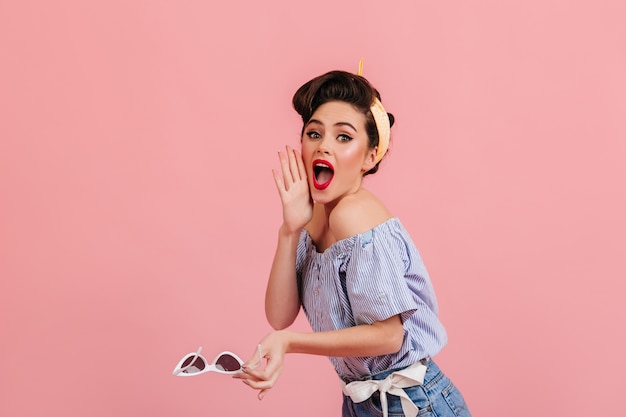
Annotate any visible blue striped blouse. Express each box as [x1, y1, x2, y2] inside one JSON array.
[[296, 217, 448, 381]]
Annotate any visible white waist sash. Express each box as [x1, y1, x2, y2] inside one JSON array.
[[342, 362, 428, 417]]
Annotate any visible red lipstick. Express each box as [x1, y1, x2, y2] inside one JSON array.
[[312, 159, 334, 190]]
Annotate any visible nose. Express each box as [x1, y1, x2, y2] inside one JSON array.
[[316, 135, 332, 155]]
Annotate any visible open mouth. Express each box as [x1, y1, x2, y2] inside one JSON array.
[[312, 159, 334, 190]]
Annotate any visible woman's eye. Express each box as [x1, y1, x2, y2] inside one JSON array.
[[306, 131, 321, 139], [337, 134, 353, 142]]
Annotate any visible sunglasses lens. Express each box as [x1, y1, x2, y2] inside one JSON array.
[[215, 354, 241, 372], [181, 355, 206, 373]]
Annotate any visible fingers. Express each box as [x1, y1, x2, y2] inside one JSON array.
[[278, 148, 293, 188], [242, 344, 263, 370], [234, 366, 278, 401], [272, 168, 286, 196], [276, 146, 306, 191], [294, 148, 307, 182], [286, 146, 304, 182], [237, 365, 282, 395], [234, 342, 285, 401], [236, 376, 273, 400]]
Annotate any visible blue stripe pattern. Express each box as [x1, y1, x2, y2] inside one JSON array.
[[296, 217, 448, 380]]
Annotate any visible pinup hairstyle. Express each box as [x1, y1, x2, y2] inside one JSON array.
[[292, 70, 395, 176]]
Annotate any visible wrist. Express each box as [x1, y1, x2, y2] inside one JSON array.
[[279, 330, 294, 354], [279, 223, 303, 238]]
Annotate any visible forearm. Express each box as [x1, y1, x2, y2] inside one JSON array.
[[240, 316, 404, 399], [265, 225, 302, 329], [283, 315, 404, 358]]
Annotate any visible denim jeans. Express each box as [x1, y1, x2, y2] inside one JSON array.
[[341, 360, 471, 417]]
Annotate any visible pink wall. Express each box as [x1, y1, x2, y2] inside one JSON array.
[[1, 1, 624, 416]]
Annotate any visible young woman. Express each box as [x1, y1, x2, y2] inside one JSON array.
[[236, 69, 471, 417]]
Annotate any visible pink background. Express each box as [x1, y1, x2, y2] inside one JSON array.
[[1, 1, 625, 416]]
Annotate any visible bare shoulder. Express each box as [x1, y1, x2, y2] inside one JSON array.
[[329, 189, 393, 241]]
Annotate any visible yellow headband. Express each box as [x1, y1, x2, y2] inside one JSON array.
[[357, 59, 390, 164]]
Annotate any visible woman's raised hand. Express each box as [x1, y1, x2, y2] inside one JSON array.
[[272, 146, 313, 233]]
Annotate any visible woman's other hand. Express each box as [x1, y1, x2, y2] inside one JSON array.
[[234, 331, 291, 400]]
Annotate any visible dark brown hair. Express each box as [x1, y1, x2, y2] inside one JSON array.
[[292, 70, 395, 175]]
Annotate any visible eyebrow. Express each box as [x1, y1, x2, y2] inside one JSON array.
[[306, 119, 358, 132]]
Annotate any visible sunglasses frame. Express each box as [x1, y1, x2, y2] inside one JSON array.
[[172, 345, 262, 376]]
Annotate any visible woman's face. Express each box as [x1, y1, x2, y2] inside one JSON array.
[[300, 101, 377, 205]]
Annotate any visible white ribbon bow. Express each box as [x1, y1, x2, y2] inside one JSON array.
[[342, 362, 428, 417]]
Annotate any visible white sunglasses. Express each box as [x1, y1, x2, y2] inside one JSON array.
[[172, 345, 262, 376]]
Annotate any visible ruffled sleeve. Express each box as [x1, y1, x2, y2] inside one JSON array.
[[344, 223, 426, 325]]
